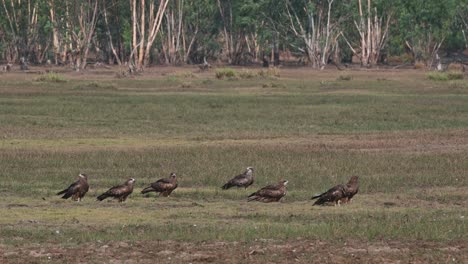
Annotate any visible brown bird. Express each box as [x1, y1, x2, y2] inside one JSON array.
[[222, 167, 254, 190], [141, 172, 178, 197], [247, 180, 288, 202], [56, 173, 89, 202], [340, 175, 359, 204], [97, 178, 135, 202], [311, 176, 359, 206]]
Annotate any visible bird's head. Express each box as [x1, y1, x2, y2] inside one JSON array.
[[348, 175, 359, 184], [246, 167, 254, 172], [127, 178, 136, 185], [170, 172, 177, 178], [78, 173, 88, 180], [281, 180, 289, 186]]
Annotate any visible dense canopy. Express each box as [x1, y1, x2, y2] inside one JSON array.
[[0, 0, 466, 69]]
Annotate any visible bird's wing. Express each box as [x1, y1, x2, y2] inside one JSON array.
[[107, 185, 129, 196], [344, 184, 358, 197], [230, 173, 251, 184], [324, 185, 346, 199], [156, 178, 172, 184], [66, 180, 82, 193], [253, 184, 283, 198], [152, 180, 174, 191]]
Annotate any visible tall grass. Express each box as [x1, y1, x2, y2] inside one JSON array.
[[0, 146, 466, 197], [0, 89, 467, 140], [34, 72, 68, 83], [426, 72, 464, 81]]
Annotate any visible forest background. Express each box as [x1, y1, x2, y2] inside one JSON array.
[[0, 0, 467, 71]]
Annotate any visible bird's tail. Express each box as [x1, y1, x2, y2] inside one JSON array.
[[247, 196, 257, 202], [311, 193, 323, 200], [247, 192, 258, 202], [141, 186, 154, 194], [312, 195, 328, 206], [221, 182, 233, 190], [97, 193, 109, 201], [61, 192, 73, 199], [56, 189, 67, 196]]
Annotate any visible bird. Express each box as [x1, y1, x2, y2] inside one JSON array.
[[311, 176, 359, 206], [97, 178, 136, 202], [56, 173, 89, 202], [247, 180, 288, 202], [221, 167, 254, 190], [340, 175, 359, 204], [141, 172, 178, 197]]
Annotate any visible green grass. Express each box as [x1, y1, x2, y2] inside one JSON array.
[[0, 198, 465, 246], [0, 147, 466, 196], [0, 69, 467, 260], [0, 86, 467, 140], [215, 68, 237, 79], [426, 71, 465, 81], [34, 72, 68, 83]]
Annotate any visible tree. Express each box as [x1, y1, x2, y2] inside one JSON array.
[[129, 0, 169, 70], [341, 0, 393, 67], [285, 0, 344, 69], [1, 0, 47, 63], [397, 0, 457, 68]]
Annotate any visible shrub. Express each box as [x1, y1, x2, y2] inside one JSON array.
[[238, 69, 256, 79], [426, 72, 448, 81], [447, 72, 464, 80], [165, 75, 179, 82], [257, 67, 280, 78], [447, 63, 465, 73], [34, 72, 67, 83], [414, 62, 426, 70], [178, 71, 197, 78], [201, 79, 213, 85], [427, 72, 464, 81], [337, 75, 352, 81], [73, 81, 115, 90], [215, 68, 236, 79], [180, 82, 192, 88]]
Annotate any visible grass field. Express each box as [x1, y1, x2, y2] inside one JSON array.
[[0, 67, 467, 263]]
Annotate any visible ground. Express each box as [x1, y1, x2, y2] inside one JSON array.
[[0, 66, 466, 263]]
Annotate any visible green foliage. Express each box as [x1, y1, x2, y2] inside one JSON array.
[[34, 72, 67, 83], [337, 75, 352, 81], [0, 0, 466, 67], [427, 72, 464, 81], [257, 67, 280, 78], [73, 81, 116, 90], [447, 72, 464, 80], [215, 68, 237, 79], [426, 72, 448, 81], [237, 69, 256, 79]]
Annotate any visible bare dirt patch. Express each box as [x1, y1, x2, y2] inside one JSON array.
[[1, 239, 466, 264]]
